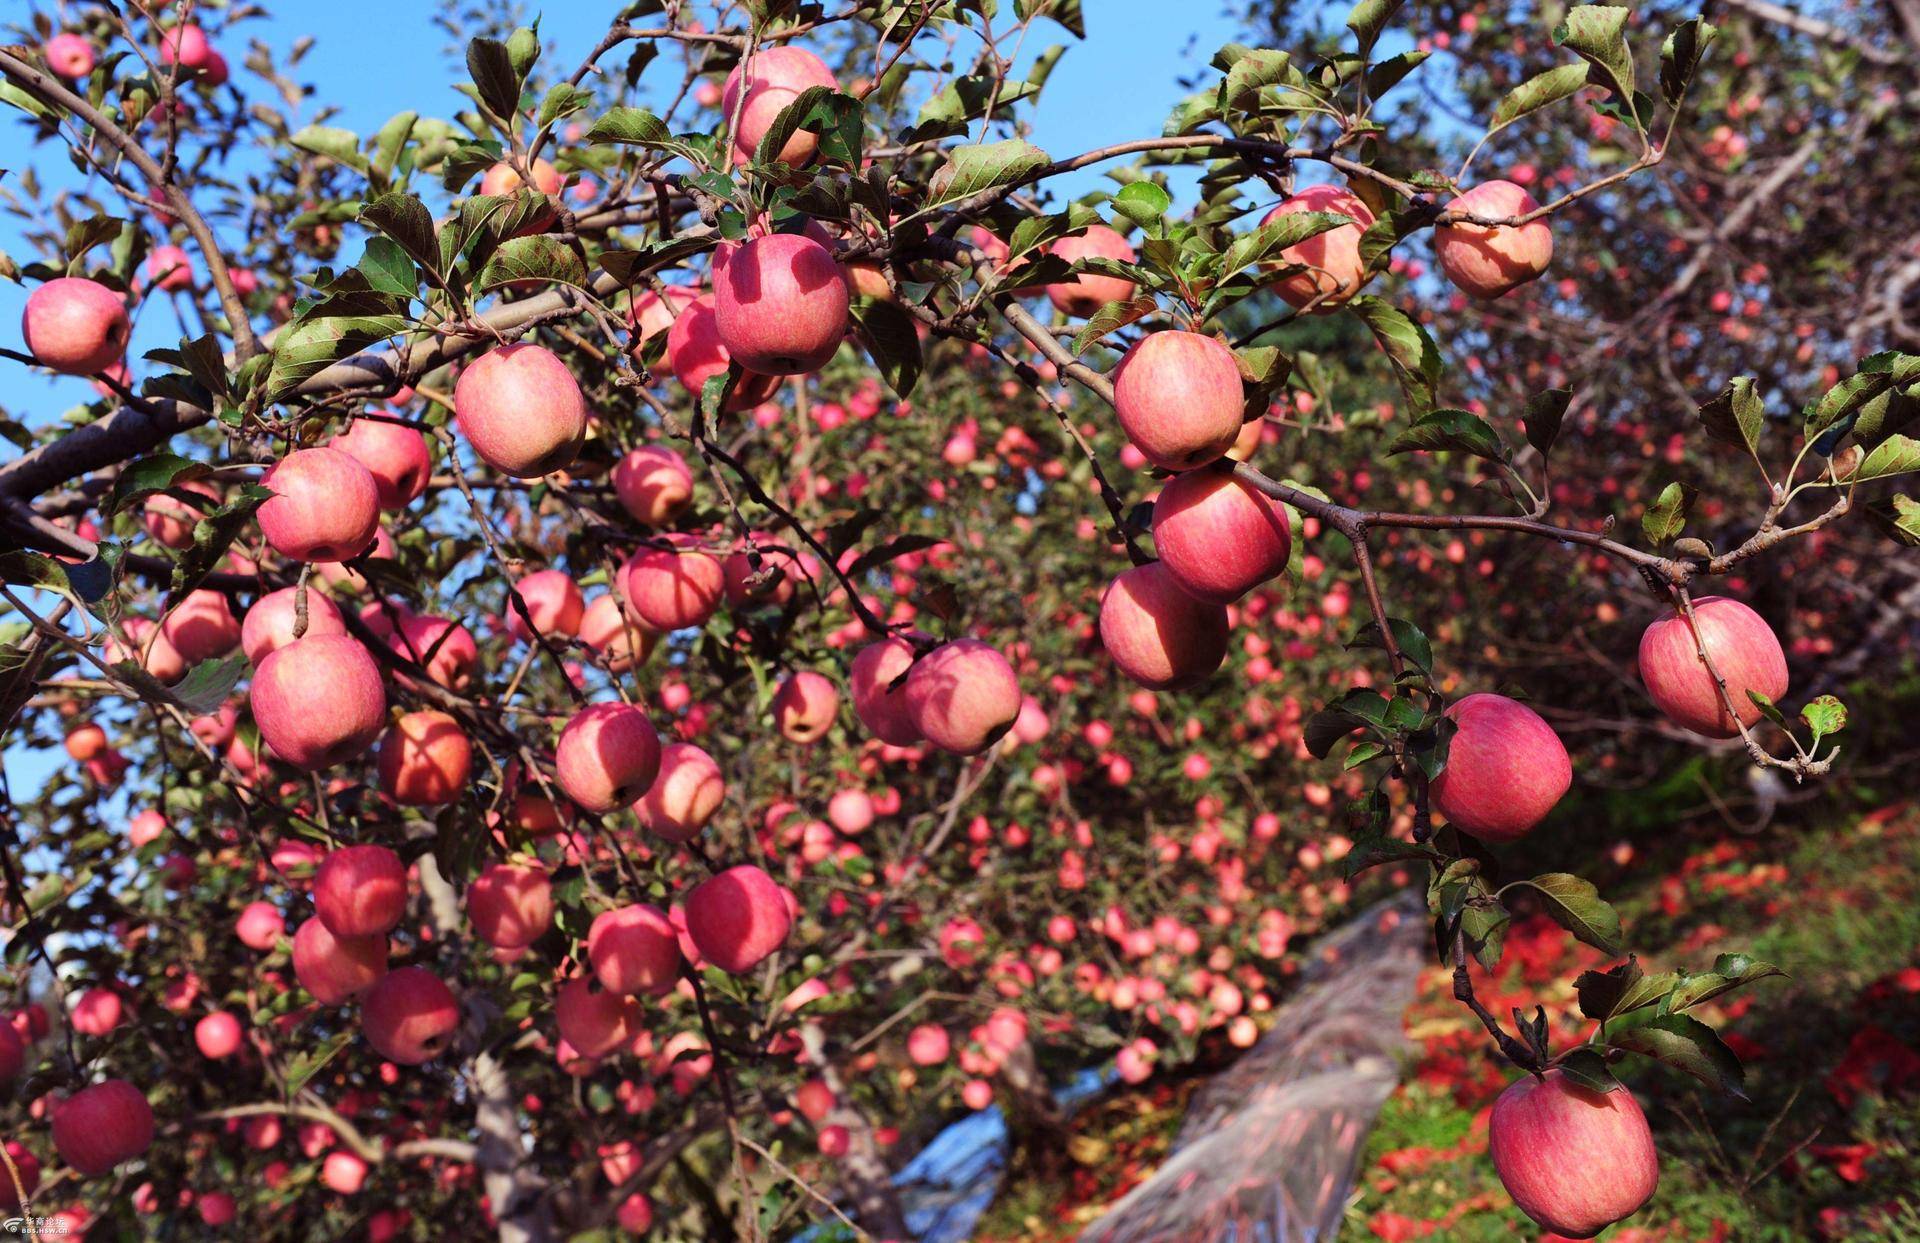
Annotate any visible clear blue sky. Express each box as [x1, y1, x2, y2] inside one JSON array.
[[0, 1, 1251, 800]]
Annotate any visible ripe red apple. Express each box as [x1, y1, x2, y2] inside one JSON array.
[[0, 1140, 36, 1211], [1261, 184, 1376, 310], [360, 966, 460, 1065], [251, 636, 386, 771], [555, 977, 638, 1058], [480, 158, 564, 199], [1113, 331, 1245, 472], [903, 639, 1022, 755], [507, 569, 585, 643], [322, 1150, 369, 1195], [330, 418, 432, 511], [714, 233, 850, 376], [65, 723, 107, 762], [685, 864, 792, 974], [70, 987, 123, 1036], [1490, 1070, 1658, 1238], [292, 917, 387, 1004], [158, 588, 241, 664], [313, 844, 408, 938], [588, 904, 682, 996], [772, 671, 839, 743], [142, 477, 221, 549], [620, 538, 725, 632], [467, 863, 553, 949], [555, 702, 662, 813], [1434, 179, 1553, 300], [849, 636, 922, 745], [44, 33, 96, 79], [158, 23, 213, 72], [259, 447, 381, 563], [195, 1010, 243, 1059], [722, 46, 839, 165], [828, 788, 874, 835], [630, 284, 699, 343], [22, 277, 128, 375], [388, 613, 478, 691], [1098, 562, 1230, 691], [613, 446, 694, 526], [907, 1024, 950, 1066], [145, 244, 195, 291], [1430, 693, 1572, 842], [665, 294, 780, 407], [579, 594, 657, 673], [635, 742, 725, 842], [617, 1192, 655, 1234], [1047, 225, 1137, 318], [454, 343, 588, 478], [376, 710, 473, 806], [240, 586, 345, 664], [235, 901, 285, 951], [1638, 596, 1788, 738], [1151, 464, 1293, 603], [52, 1079, 153, 1175]]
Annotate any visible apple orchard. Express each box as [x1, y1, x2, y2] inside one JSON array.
[[0, 0, 1915, 1239]]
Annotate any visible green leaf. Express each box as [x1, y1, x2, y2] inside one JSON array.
[[467, 37, 522, 122], [63, 215, 126, 266], [1854, 433, 1920, 483], [360, 193, 441, 278], [1522, 388, 1571, 456], [506, 26, 541, 81], [1386, 407, 1508, 462], [1517, 873, 1625, 956], [849, 298, 921, 399], [1554, 6, 1636, 118], [926, 139, 1050, 208], [475, 235, 588, 292], [1304, 693, 1386, 758], [1659, 17, 1717, 107], [284, 1030, 355, 1093], [754, 85, 834, 167], [1111, 182, 1172, 229], [263, 304, 410, 402], [1575, 958, 1676, 1020], [1346, 617, 1434, 672], [1459, 901, 1509, 971], [1865, 494, 1920, 547], [169, 652, 249, 716], [1221, 211, 1348, 277], [1666, 954, 1785, 1012], [1491, 62, 1590, 129], [370, 111, 418, 183], [1364, 49, 1430, 100], [1554, 1047, 1621, 1094], [1641, 480, 1695, 546], [1070, 294, 1158, 355], [0, 550, 113, 611], [1743, 688, 1786, 728], [1343, 740, 1387, 769], [356, 237, 420, 300], [584, 107, 699, 164], [1608, 1011, 1746, 1096], [1698, 376, 1765, 459], [167, 484, 272, 605], [1799, 695, 1846, 746], [1221, 48, 1297, 112], [1345, 0, 1405, 57], [536, 83, 592, 130], [1349, 296, 1442, 413], [290, 125, 368, 174], [104, 454, 213, 518]]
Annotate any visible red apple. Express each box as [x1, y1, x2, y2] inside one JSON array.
[[1430, 693, 1572, 842], [376, 710, 473, 806], [903, 639, 1021, 755], [1151, 464, 1293, 603], [907, 1024, 950, 1066], [588, 904, 682, 996], [0, 1141, 36, 1210], [613, 446, 694, 526], [70, 987, 122, 1036], [1261, 184, 1375, 310], [1099, 562, 1229, 691], [292, 917, 387, 1004], [1434, 179, 1553, 300], [634, 742, 724, 843], [240, 586, 345, 664], [1114, 331, 1244, 472], [158, 23, 213, 72], [52, 1079, 153, 1175], [579, 594, 657, 673], [1637, 596, 1788, 738], [330, 418, 432, 511], [360, 966, 460, 1065], [555, 978, 637, 1058], [772, 671, 839, 743], [144, 244, 195, 292], [44, 33, 95, 79], [313, 844, 408, 938], [555, 702, 662, 813], [631, 284, 699, 343], [467, 863, 553, 949], [22, 277, 128, 375], [685, 864, 791, 973], [721, 46, 839, 165], [251, 636, 386, 771], [1047, 225, 1137, 318], [714, 233, 850, 376], [142, 477, 221, 549], [158, 589, 241, 664], [194, 1010, 243, 1059], [507, 569, 585, 643], [235, 901, 285, 951], [454, 343, 588, 478], [259, 447, 381, 563], [388, 613, 478, 692], [1490, 1070, 1658, 1238], [849, 636, 922, 745], [322, 1150, 369, 1195], [620, 538, 725, 632]]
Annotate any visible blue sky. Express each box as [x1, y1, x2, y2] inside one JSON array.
[[0, 3, 1251, 799]]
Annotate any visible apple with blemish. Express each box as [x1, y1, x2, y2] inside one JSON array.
[[1047, 226, 1137, 318], [1434, 179, 1554, 299], [1260, 184, 1376, 310], [714, 233, 850, 376]]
